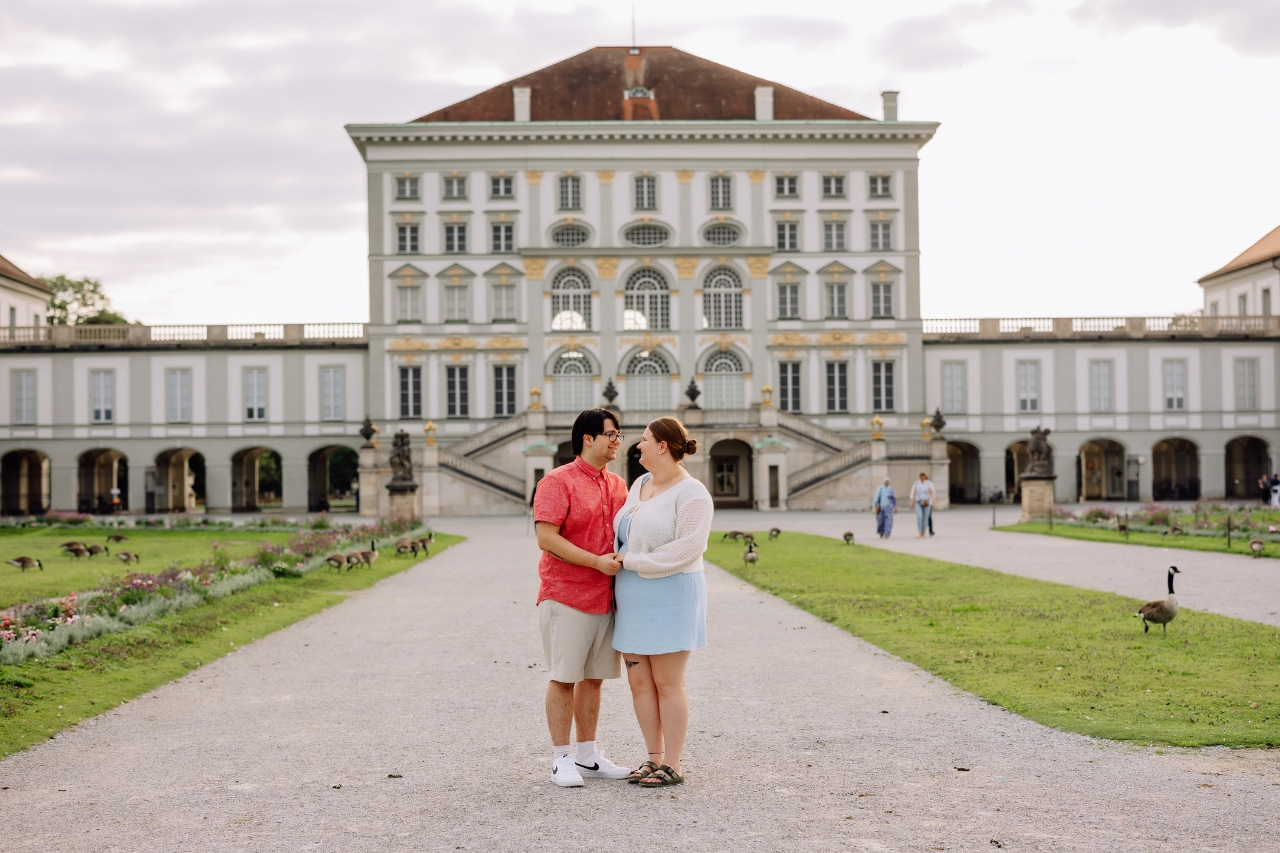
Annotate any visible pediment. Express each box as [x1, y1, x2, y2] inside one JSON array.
[[769, 261, 808, 278], [862, 260, 902, 276], [438, 263, 476, 281], [817, 261, 855, 277], [484, 262, 523, 279], [388, 263, 427, 280]]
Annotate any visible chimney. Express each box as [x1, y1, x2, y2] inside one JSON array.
[[882, 91, 899, 122], [513, 86, 531, 122], [754, 86, 774, 121]]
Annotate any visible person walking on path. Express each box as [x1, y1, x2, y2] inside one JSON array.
[[910, 472, 936, 539], [612, 418, 713, 788], [533, 408, 633, 788], [873, 477, 896, 538]]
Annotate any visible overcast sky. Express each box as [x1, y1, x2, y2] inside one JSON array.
[[2, 0, 1277, 323]]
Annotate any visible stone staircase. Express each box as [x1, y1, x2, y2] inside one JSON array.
[[787, 442, 873, 496], [776, 411, 856, 452], [436, 414, 531, 502]]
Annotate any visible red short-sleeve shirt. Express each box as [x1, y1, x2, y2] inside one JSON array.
[[533, 456, 629, 614]]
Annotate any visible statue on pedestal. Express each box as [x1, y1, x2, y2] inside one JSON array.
[[1025, 427, 1054, 477], [387, 429, 418, 494]]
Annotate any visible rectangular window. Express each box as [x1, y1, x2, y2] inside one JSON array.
[[11, 370, 35, 425], [446, 365, 469, 418], [398, 366, 421, 419], [397, 224, 419, 254], [1162, 360, 1186, 411], [442, 176, 467, 199], [1089, 360, 1114, 413], [710, 175, 732, 210], [1016, 361, 1040, 413], [165, 369, 190, 423], [825, 282, 846, 318], [1235, 358, 1259, 411], [243, 368, 266, 421], [777, 283, 800, 319], [825, 362, 848, 413], [942, 362, 966, 414], [397, 285, 421, 322], [395, 176, 419, 199], [634, 175, 657, 210], [869, 221, 892, 250], [491, 222, 514, 253], [7, 307, 14, 327], [871, 282, 894, 319], [1239, 294, 1248, 316], [91, 370, 115, 423], [872, 361, 894, 412], [822, 175, 845, 197], [869, 175, 891, 197], [444, 224, 467, 253], [490, 175, 513, 198], [444, 283, 469, 322], [775, 221, 798, 251], [493, 365, 516, 417], [559, 175, 581, 210], [778, 362, 802, 412], [1264, 289, 1272, 316], [321, 367, 344, 421], [491, 284, 516, 321], [823, 221, 846, 251], [775, 175, 798, 197]]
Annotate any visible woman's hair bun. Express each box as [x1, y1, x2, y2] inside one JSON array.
[[683, 439, 698, 456]]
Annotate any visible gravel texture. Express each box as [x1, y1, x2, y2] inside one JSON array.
[[2, 514, 1278, 851]]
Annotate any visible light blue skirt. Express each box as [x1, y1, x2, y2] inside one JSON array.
[[613, 568, 707, 655]]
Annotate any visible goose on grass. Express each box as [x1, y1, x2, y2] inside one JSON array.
[[8, 556, 42, 571], [1137, 566, 1181, 634]]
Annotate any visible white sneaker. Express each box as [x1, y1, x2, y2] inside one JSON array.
[[576, 750, 631, 780], [551, 753, 584, 787]]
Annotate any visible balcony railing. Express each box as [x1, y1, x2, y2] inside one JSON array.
[[923, 316, 1280, 341], [0, 323, 369, 349]]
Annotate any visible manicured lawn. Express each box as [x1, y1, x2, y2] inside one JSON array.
[[1001, 522, 1279, 558], [0, 533, 462, 757], [0, 528, 295, 609], [707, 532, 1280, 748]]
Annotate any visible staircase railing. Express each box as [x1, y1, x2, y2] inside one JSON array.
[[776, 411, 856, 452], [787, 443, 872, 495], [438, 451, 526, 500], [447, 413, 529, 458]]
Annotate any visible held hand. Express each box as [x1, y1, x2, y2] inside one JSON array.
[[595, 553, 624, 576]]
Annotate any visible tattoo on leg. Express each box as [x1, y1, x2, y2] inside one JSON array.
[[625, 659, 640, 670]]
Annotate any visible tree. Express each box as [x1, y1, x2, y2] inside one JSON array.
[[38, 275, 129, 325]]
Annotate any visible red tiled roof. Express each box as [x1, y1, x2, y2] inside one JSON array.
[[413, 47, 870, 123], [1199, 224, 1280, 282], [0, 252, 50, 293]]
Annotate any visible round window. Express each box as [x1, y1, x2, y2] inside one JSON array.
[[703, 224, 741, 247], [623, 225, 670, 247], [552, 226, 590, 248]]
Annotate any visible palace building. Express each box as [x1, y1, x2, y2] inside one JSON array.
[[1, 47, 1277, 516]]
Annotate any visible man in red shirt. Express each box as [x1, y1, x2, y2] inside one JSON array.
[[533, 408, 631, 787]]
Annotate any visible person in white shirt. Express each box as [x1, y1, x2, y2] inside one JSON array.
[[909, 472, 936, 539]]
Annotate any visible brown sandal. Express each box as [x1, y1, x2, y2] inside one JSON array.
[[638, 764, 684, 787], [628, 760, 660, 784]]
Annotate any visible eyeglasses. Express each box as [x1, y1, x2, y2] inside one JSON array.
[[594, 431, 625, 443]]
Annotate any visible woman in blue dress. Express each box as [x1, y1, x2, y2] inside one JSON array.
[[873, 477, 896, 538], [612, 417, 713, 788]]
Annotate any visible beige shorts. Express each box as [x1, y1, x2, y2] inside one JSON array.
[[538, 599, 621, 683]]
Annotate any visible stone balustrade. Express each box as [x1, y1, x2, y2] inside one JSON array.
[[0, 323, 367, 349], [922, 315, 1279, 341]]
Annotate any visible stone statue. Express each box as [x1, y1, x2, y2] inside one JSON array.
[[388, 429, 416, 487], [930, 407, 946, 436], [683, 378, 702, 409], [1025, 427, 1053, 477], [359, 415, 379, 447]]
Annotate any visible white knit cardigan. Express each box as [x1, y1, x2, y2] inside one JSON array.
[[614, 475, 714, 580]]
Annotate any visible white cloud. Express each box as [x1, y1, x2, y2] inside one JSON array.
[[1072, 0, 1280, 58], [870, 0, 1030, 72]]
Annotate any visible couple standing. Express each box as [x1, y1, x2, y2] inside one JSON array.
[[533, 409, 713, 789]]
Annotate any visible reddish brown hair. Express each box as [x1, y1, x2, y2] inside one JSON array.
[[648, 417, 698, 461]]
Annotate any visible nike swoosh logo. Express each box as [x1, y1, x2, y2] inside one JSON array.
[[576, 762, 599, 771]]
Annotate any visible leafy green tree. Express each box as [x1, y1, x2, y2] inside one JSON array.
[[38, 275, 129, 325]]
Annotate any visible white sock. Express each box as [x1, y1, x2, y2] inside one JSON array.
[[553, 744, 572, 759], [576, 740, 597, 761]]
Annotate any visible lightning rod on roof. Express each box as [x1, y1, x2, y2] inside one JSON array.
[[630, 4, 638, 54]]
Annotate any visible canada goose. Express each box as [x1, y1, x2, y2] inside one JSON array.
[[86, 544, 109, 558], [360, 540, 379, 566], [115, 551, 140, 563], [1116, 521, 1129, 533], [63, 544, 89, 559], [60, 540, 85, 550], [741, 533, 756, 547], [323, 553, 347, 572], [1136, 566, 1181, 634], [842, 532, 855, 545], [768, 527, 781, 541], [8, 556, 42, 572], [107, 534, 128, 543], [345, 551, 366, 569], [415, 537, 431, 556], [722, 531, 744, 542], [743, 542, 758, 566], [1161, 525, 1183, 537], [1249, 538, 1266, 557], [395, 538, 418, 557]]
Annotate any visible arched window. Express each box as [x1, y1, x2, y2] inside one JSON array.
[[702, 267, 742, 329], [624, 268, 669, 330], [626, 352, 670, 411], [703, 351, 744, 410], [551, 269, 591, 330], [552, 352, 594, 412]]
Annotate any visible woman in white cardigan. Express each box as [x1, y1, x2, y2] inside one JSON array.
[[612, 417, 713, 788]]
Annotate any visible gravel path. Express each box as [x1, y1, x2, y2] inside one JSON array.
[[716, 506, 1280, 628], [3, 515, 1278, 851]]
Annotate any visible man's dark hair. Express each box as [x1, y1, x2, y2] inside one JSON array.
[[571, 408, 618, 456]]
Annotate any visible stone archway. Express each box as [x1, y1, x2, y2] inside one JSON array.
[[231, 447, 282, 512], [1225, 436, 1270, 499], [1005, 441, 1029, 502], [1, 450, 49, 515], [1078, 439, 1127, 501], [554, 441, 575, 469], [1152, 438, 1200, 501], [153, 448, 204, 513], [78, 449, 128, 514], [308, 445, 359, 512], [947, 441, 981, 504], [709, 438, 753, 509]]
